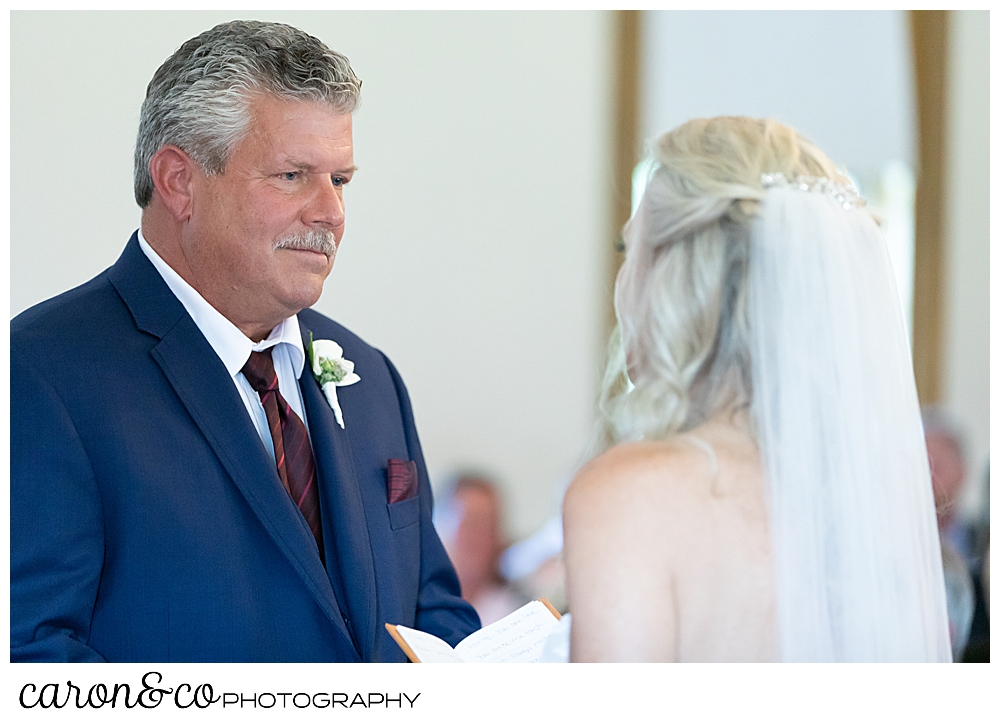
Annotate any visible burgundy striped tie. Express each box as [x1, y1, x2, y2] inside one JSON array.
[[242, 349, 324, 561]]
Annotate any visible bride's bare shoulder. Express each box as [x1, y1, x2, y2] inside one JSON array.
[[564, 439, 712, 530]]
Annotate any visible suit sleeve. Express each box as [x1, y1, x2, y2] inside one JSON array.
[[10, 348, 108, 662], [379, 352, 481, 646]]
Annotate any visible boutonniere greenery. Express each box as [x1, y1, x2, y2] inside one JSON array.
[[309, 334, 361, 429]]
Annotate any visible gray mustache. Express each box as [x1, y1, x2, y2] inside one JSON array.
[[274, 229, 337, 257]]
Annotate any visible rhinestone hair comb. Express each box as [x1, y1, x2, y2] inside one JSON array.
[[760, 172, 866, 210]]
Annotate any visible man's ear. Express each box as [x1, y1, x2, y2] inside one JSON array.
[[148, 146, 198, 222]]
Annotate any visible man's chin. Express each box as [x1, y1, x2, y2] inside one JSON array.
[[282, 277, 331, 314]]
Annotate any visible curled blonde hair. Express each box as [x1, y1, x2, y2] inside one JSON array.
[[597, 117, 846, 449]]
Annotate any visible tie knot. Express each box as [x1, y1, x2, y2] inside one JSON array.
[[242, 349, 279, 395]]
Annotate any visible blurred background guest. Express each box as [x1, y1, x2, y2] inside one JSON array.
[[940, 542, 974, 660], [962, 466, 990, 662], [434, 474, 529, 625], [983, 545, 990, 615], [922, 407, 989, 661], [924, 406, 973, 554]]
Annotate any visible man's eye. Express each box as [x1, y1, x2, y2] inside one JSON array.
[[281, 172, 299, 181], [331, 176, 347, 188]]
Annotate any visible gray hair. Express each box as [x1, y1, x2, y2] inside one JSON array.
[[596, 117, 845, 449], [134, 20, 361, 207]]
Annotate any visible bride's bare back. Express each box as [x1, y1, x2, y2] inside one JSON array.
[[563, 413, 776, 661]]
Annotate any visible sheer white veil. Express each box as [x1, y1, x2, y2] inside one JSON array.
[[748, 178, 951, 661]]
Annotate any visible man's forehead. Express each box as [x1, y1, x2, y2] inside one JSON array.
[[240, 94, 354, 162]]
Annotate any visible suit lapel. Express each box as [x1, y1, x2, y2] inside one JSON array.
[[299, 319, 379, 661], [108, 236, 356, 653]]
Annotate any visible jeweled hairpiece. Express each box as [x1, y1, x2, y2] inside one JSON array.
[[760, 172, 866, 210]]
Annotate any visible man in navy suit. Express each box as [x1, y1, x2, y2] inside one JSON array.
[[11, 20, 479, 662]]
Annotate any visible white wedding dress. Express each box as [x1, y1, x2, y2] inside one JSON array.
[[538, 613, 571, 663]]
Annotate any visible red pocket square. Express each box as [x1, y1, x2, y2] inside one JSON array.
[[387, 459, 419, 504]]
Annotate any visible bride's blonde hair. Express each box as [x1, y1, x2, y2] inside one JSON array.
[[597, 117, 846, 449]]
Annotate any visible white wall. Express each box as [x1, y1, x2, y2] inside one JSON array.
[[9, 11, 614, 540], [942, 10, 990, 515], [641, 11, 915, 173]]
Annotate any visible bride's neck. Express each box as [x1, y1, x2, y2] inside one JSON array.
[[695, 405, 754, 438]]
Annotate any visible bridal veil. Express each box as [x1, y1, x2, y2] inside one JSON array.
[[748, 176, 951, 661]]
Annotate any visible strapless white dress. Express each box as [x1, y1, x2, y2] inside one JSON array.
[[538, 613, 571, 662]]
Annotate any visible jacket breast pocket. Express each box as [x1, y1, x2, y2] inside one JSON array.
[[387, 496, 420, 531]]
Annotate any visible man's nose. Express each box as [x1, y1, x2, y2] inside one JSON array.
[[305, 176, 346, 229]]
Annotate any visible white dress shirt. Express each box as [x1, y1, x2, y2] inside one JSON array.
[[138, 229, 310, 462]]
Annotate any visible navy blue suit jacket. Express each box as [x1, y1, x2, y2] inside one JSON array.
[[10, 233, 479, 662]]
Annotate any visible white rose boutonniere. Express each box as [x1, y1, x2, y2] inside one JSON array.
[[309, 334, 361, 429]]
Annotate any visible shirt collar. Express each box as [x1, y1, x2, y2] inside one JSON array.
[[137, 229, 305, 379]]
